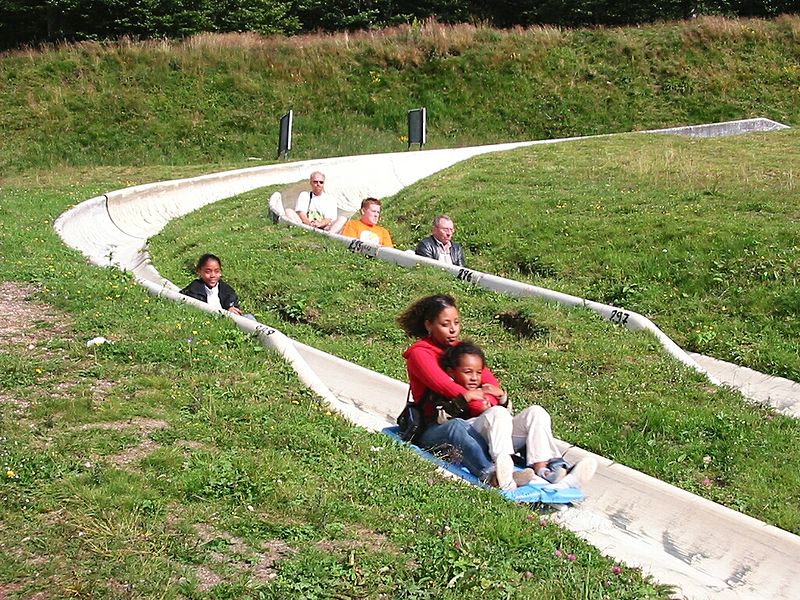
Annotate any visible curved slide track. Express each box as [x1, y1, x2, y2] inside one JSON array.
[[56, 118, 799, 599]]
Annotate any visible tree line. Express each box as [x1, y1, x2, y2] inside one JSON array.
[[1, 0, 795, 50]]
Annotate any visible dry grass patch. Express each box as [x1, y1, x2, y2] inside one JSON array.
[[70, 417, 169, 468], [0, 282, 71, 348], [74, 417, 168, 432], [191, 522, 293, 588], [315, 524, 396, 555]]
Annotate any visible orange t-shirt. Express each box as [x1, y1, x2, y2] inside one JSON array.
[[341, 219, 394, 247]]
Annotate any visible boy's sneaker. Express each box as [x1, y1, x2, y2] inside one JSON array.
[[512, 468, 546, 487]]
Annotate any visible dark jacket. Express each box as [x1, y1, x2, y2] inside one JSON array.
[[179, 279, 240, 310], [414, 235, 466, 267]]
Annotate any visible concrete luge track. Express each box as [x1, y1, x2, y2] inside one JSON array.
[[56, 119, 799, 599]]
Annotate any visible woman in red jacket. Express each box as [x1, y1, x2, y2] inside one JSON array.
[[398, 294, 595, 491]]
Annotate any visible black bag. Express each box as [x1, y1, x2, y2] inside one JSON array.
[[396, 388, 469, 444], [396, 401, 424, 443], [431, 393, 469, 422]]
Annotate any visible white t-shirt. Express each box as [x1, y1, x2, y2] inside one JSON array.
[[205, 284, 222, 310], [294, 191, 337, 221]]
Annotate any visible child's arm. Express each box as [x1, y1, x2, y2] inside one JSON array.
[[480, 383, 508, 407], [479, 366, 505, 406], [220, 282, 243, 315]]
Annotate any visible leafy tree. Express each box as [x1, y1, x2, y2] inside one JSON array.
[[0, 0, 299, 49], [1, 0, 797, 50], [209, 0, 299, 35]]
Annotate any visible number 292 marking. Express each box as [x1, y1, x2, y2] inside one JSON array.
[[609, 309, 630, 325]]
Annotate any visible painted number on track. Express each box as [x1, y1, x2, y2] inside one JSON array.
[[457, 268, 474, 283], [609, 309, 630, 325]]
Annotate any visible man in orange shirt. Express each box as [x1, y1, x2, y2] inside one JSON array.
[[341, 198, 394, 247]]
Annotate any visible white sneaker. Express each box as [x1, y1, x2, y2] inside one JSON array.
[[495, 454, 517, 491], [545, 456, 597, 490]]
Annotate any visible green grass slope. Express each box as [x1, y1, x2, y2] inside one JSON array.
[[149, 132, 800, 536], [2, 15, 800, 598], [1, 16, 799, 173], [387, 129, 800, 381], [0, 169, 671, 599]]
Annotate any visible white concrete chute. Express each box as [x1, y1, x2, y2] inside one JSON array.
[[100, 140, 547, 247], [292, 341, 409, 424], [58, 140, 560, 269], [557, 450, 800, 600], [54, 118, 800, 600], [647, 117, 790, 138]]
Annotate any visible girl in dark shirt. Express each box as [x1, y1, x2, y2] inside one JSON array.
[[180, 254, 242, 315]]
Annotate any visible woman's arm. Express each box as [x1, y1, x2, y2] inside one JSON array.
[[405, 345, 466, 399], [406, 345, 488, 419]]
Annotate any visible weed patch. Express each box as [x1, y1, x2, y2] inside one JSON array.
[[495, 310, 550, 340]]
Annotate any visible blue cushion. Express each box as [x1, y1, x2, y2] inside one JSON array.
[[383, 426, 584, 505]]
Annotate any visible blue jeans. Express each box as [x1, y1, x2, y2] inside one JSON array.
[[418, 418, 494, 482]]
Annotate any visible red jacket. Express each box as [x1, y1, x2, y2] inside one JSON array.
[[402, 337, 501, 420]]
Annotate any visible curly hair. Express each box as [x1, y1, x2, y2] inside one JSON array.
[[397, 294, 457, 338]]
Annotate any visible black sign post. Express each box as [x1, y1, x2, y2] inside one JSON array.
[[277, 110, 293, 160], [407, 107, 426, 150]]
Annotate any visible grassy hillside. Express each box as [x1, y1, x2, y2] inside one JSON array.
[[149, 131, 800, 536], [1, 16, 799, 173], [387, 130, 800, 381], [2, 16, 799, 598], [0, 168, 678, 598]]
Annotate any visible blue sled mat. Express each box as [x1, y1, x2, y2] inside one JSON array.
[[383, 426, 584, 505]]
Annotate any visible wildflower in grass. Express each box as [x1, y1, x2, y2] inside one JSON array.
[[567, 553, 576, 561], [703, 455, 712, 465], [702, 477, 713, 488], [612, 565, 622, 575], [540, 517, 549, 526], [6, 469, 17, 479], [555, 549, 563, 558]]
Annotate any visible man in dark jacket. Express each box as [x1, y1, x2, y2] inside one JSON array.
[[415, 214, 466, 267]]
